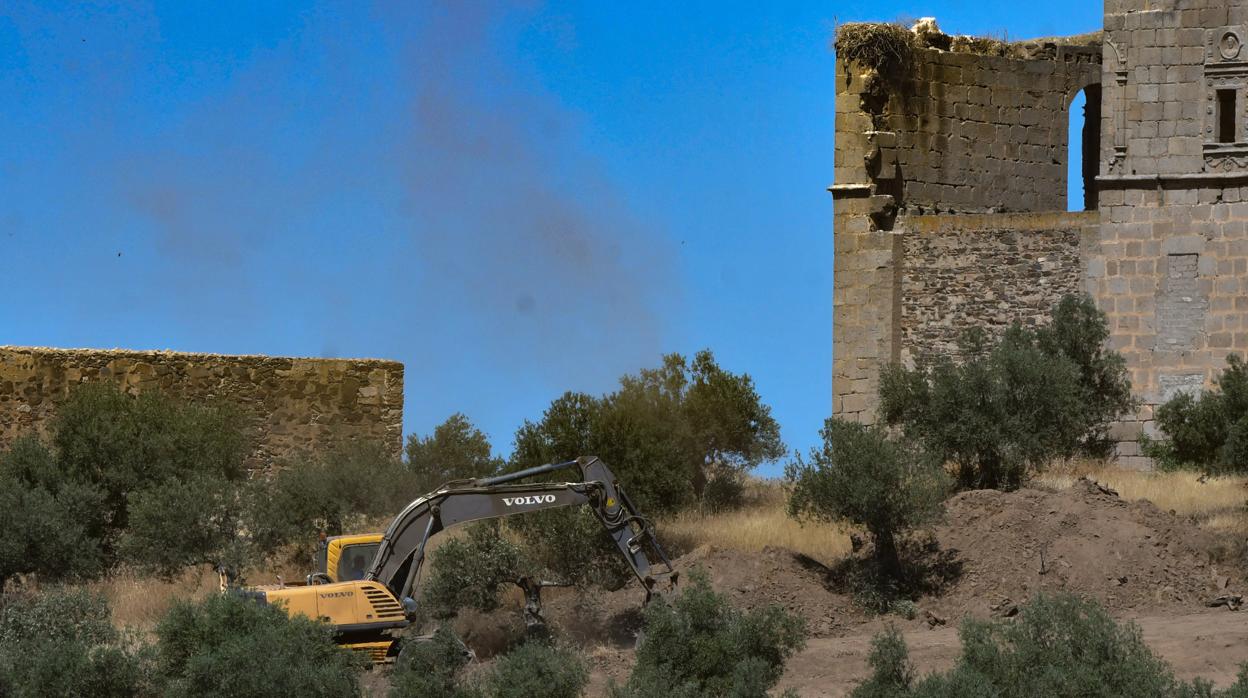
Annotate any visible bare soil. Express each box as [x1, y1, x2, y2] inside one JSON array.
[[771, 609, 1248, 697], [593, 479, 1244, 692], [408, 479, 1248, 694], [925, 478, 1243, 619]]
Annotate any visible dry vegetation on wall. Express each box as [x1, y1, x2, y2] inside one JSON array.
[[834, 21, 1021, 75], [834, 23, 916, 78], [835, 20, 1102, 71]]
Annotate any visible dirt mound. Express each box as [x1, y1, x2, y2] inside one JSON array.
[[536, 545, 866, 642], [457, 478, 1241, 656], [924, 478, 1241, 620], [670, 545, 866, 637]]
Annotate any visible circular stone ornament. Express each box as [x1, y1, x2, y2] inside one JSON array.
[[1220, 31, 1242, 60]]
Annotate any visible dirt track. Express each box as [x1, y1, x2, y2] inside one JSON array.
[[772, 609, 1248, 696], [578, 609, 1247, 695]]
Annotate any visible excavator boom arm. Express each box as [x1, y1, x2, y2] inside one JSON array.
[[365, 456, 676, 606]]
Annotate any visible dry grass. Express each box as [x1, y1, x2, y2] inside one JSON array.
[[659, 466, 1248, 570], [82, 565, 220, 631], [834, 22, 916, 78], [1036, 460, 1248, 519], [1036, 460, 1248, 567], [659, 480, 852, 566]]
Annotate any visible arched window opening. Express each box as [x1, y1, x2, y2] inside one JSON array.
[[1068, 84, 1102, 211]]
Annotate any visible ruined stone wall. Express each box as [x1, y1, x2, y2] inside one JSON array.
[[832, 212, 1095, 417], [0, 346, 404, 468], [886, 48, 1101, 214], [899, 213, 1097, 365], [833, 30, 1102, 424], [1094, 0, 1248, 467], [835, 5, 1248, 467]]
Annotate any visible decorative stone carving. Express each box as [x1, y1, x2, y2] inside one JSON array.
[[1207, 26, 1248, 65], [1204, 145, 1248, 171]]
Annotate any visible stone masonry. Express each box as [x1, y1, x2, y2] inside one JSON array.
[[833, 1, 1248, 468], [832, 25, 1101, 424], [900, 212, 1098, 366], [0, 346, 404, 469]]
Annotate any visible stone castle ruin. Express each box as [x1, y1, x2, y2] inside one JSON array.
[[0, 346, 404, 468], [833, 1, 1248, 467]]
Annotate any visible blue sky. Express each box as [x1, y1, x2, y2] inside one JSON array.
[[0, 2, 1101, 476]]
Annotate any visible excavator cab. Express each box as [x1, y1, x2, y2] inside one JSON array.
[[315, 534, 383, 584]]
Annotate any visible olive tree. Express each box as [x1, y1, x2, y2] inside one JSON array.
[[0, 437, 106, 589], [406, 413, 504, 491], [787, 418, 949, 579], [880, 297, 1134, 490], [507, 350, 783, 585]]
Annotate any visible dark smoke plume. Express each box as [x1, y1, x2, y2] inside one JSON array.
[[382, 1, 678, 382], [4, 1, 679, 425]]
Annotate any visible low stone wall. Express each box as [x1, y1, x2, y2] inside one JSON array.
[[899, 212, 1097, 365], [0, 346, 404, 468]]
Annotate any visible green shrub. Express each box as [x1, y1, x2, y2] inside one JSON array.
[[701, 470, 747, 513], [853, 593, 1246, 698], [787, 419, 949, 580], [1225, 667, 1248, 698], [52, 382, 248, 536], [508, 351, 783, 584], [1036, 296, 1138, 457], [503, 506, 633, 589], [1145, 354, 1248, 473], [119, 472, 251, 581], [247, 441, 415, 554], [0, 589, 149, 698], [850, 627, 914, 698], [421, 522, 530, 619], [390, 630, 584, 698], [0, 441, 106, 588], [611, 570, 805, 698], [880, 296, 1134, 490], [153, 592, 363, 697], [389, 626, 477, 698], [406, 413, 504, 492], [480, 641, 587, 698]]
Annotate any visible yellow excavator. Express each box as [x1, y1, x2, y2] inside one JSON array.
[[242, 456, 678, 662]]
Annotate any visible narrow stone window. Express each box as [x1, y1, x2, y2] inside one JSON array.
[[1217, 89, 1238, 143], [1067, 85, 1102, 211]]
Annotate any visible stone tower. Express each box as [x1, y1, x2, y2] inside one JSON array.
[[1092, 0, 1248, 465], [832, 1, 1248, 467]]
